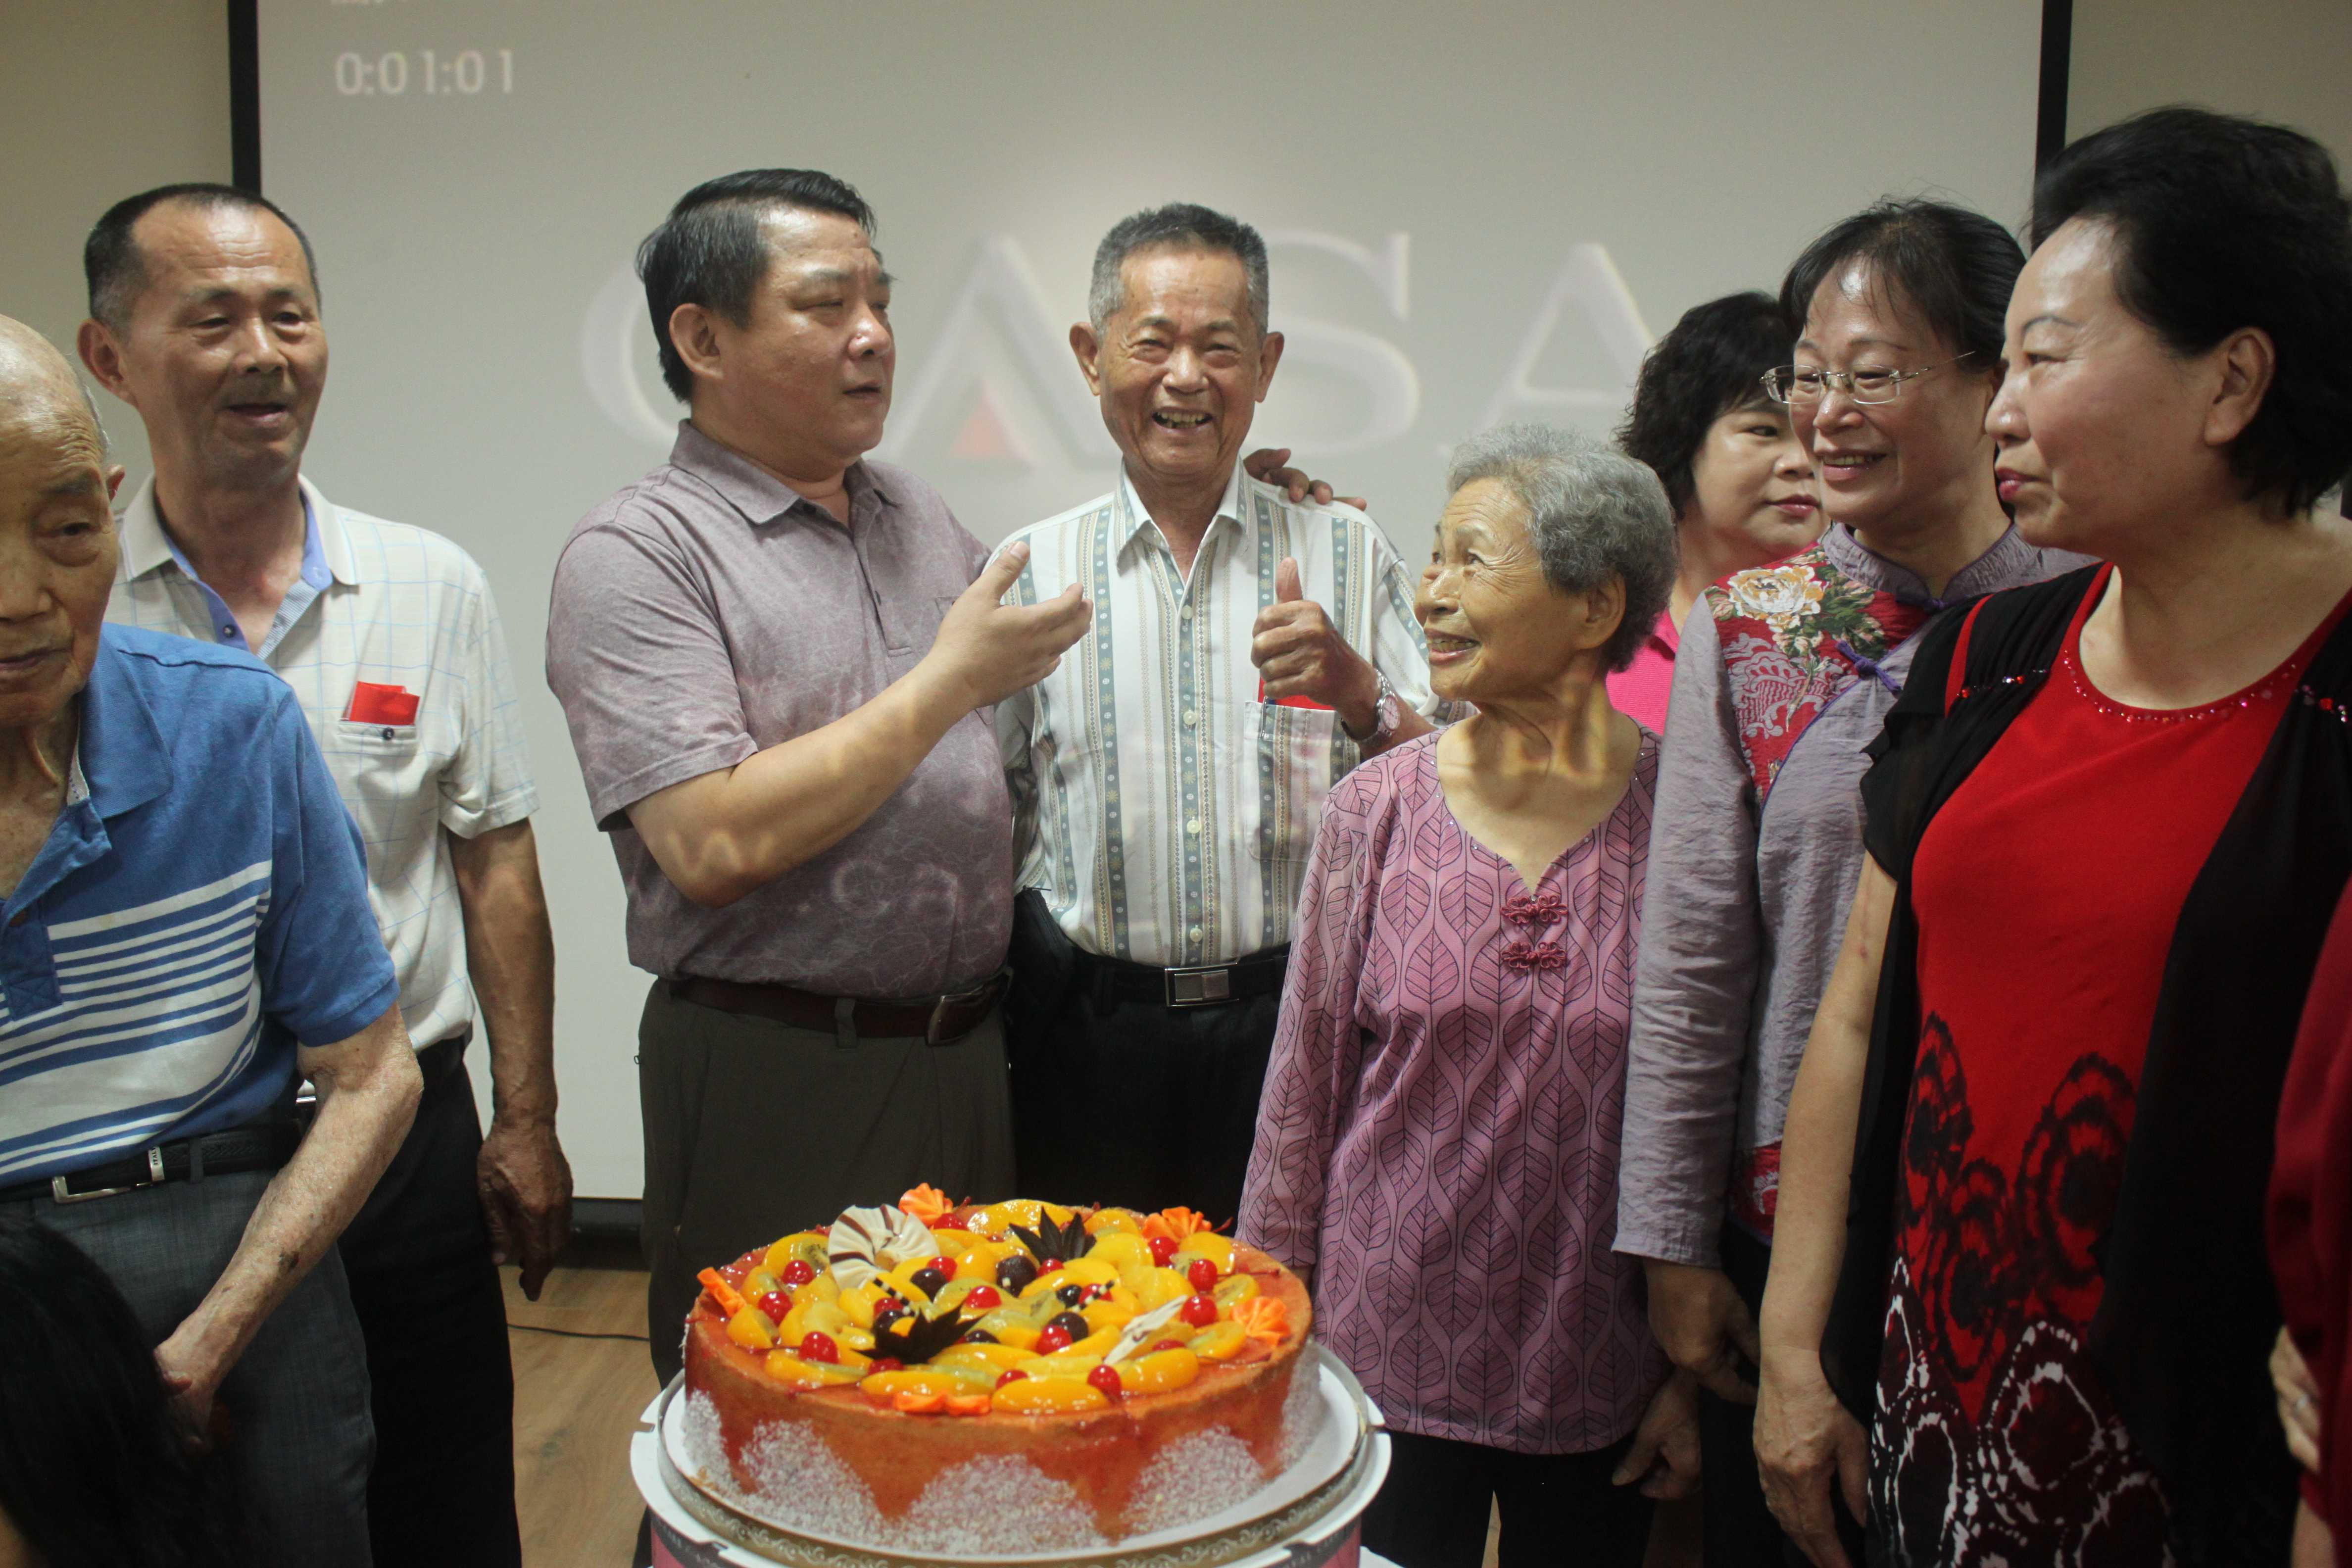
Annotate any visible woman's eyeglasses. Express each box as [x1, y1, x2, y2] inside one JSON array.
[[1762, 352, 1974, 405]]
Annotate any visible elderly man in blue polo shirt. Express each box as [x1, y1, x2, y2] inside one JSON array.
[[0, 317, 421, 1564]]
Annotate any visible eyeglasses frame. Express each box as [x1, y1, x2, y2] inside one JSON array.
[[1761, 352, 1976, 406]]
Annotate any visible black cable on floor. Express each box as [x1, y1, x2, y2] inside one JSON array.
[[507, 1320, 649, 1342]]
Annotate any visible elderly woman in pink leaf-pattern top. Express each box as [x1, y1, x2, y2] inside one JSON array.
[[1239, 424, 1696, 1568]]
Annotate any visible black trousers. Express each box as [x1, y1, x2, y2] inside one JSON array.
[[1004, 892, 1280, 1225], [1702, 1222, 1862, 1568], [337, 1039, 521, 1568], [1362, 1429, 1652, 1568], [637, 978, 1015, 1385]]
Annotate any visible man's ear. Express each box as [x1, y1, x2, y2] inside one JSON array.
[[106, 465, 126, 500], [1069, 322, 1103, 396], [76, 319, 134, 403], [669, 303, 725, 390], [1254, 330, 1285, 402]]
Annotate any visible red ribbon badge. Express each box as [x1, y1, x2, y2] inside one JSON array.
[[345, 681, 420, 726]]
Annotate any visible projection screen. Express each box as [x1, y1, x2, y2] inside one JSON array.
[[257, 0, 2044, 1196]]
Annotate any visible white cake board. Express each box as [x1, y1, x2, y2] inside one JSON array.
[[633, 1345, 1391, 1568]]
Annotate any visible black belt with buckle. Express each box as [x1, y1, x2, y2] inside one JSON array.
[[671, 972, 1008, 1047], [1072, 945, 1291, 1010], [0, 1119, 303, 1208]]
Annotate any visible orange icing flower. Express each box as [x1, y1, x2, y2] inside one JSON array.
[[1141, 1207, 1215, 1243], [1231, 1295, 1289, 1348], [696, 1267, 747, 1318], [898, 1184, 955, 1225]]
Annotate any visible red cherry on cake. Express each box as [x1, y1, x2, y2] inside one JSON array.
[[1087, 1366, 1124, 1399], [1179, 1293, 1218, 1328], [1148, 1235, 1177, 1267], [799, 1331, 840, 1364], [780, 1260, 817, 1287], [931, 1255, 957, 1279], [1037, 1258, 1064, 1276], [995, 1369, 1029, 1388], [960, 1285, 1002, 1312], [870, 1357, 903, 1373], [1186, 1258, 1218, 1293], [756, 1289, 792, 1321], [1035, 1323, 1074, 1355]]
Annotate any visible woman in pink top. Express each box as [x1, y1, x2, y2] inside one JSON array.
[[1239, 426, 1691, 1568], [1610, 293, 1822, 732]]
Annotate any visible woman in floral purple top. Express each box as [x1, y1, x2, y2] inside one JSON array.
[[1240, 426, 1697, 1568]]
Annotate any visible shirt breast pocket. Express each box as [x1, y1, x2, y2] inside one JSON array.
[[1238, 698, 1349, 866], [326, 720, 435, 829]]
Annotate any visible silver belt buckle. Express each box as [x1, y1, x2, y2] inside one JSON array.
[[1165, 964, 1235, 1008], [51, 1146, 167, 1205], [925, 980, 990, 1046]]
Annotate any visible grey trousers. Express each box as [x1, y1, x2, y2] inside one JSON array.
[[11, 1166, 375, 1566], [637, 978, 1017, 1384]]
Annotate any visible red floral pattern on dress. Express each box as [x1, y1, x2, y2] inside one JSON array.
[[1872, 1016, 2171, 1562], [1711, 544, 1929, 800]]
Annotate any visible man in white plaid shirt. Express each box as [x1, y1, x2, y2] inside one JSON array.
[[77, 183, 567, 1568]]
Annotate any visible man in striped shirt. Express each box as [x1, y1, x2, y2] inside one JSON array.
[[0, 316, 421, 1563], [999, 205, 1441, 1224]]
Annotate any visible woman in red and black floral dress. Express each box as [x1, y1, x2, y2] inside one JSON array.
[[1755, 108, 2352, 1567]]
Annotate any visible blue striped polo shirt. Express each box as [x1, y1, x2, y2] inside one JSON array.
[[0, 624, 399, 1184]]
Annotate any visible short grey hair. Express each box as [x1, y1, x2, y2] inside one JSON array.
[[1444, 424, 1677, 673], [1087, 203, 1270, 336]]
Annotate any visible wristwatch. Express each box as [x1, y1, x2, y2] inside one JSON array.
[[1346, 672, 1402, 747]]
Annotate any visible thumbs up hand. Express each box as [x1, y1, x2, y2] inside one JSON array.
[[1251, 555, 1380, 734]]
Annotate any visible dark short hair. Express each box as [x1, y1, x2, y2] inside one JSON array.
[[1087, 203, 1270, 336], [0, 1219, 246, 1567], [1780, 198, 2023, 376], [84, 183, 320, 331], [636, 169, 876, 402], [2033, 106, 2352, 514], [1616, 291, 1792, 518]]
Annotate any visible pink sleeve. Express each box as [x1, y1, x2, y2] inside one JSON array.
[[1237, 767, 1384, 1271], [1605, 638, 1676, 735]]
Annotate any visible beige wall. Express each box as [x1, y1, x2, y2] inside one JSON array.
[[1, 0, 230, 484], [2069, 0, 2352, 162], [4, 0, 2343, 490]]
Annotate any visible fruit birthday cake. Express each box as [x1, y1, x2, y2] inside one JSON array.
[[677, 1187, 1317, 1552]]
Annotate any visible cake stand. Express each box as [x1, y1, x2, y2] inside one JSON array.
[[632, 1344, 1391, 1568]]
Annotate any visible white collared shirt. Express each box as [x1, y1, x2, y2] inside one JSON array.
[[998, 465, 1439, 967], [106, 475, 539, 1052]]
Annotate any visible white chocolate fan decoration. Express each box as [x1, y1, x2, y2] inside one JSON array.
[[1102, 1296, 1190, 1365], [827, 1205, 938, 1292]]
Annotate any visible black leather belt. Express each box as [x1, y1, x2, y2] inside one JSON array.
[[0, 1119, 302, 1207], [671, 972, 1007, 1047], [1072, 945, 1290, 1009]]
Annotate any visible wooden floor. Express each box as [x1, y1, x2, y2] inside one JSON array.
[[502, 1264, 1698, 1568], [505, 1261, 657, 1568]]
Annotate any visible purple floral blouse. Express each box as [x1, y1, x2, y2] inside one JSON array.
[[1238, 730, 1668, 1453]]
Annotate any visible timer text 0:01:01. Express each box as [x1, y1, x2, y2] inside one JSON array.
[[334, 50, 513, 97]]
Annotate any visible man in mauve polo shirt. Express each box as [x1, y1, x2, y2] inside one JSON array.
[[545, 169, 1092, 1380]]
